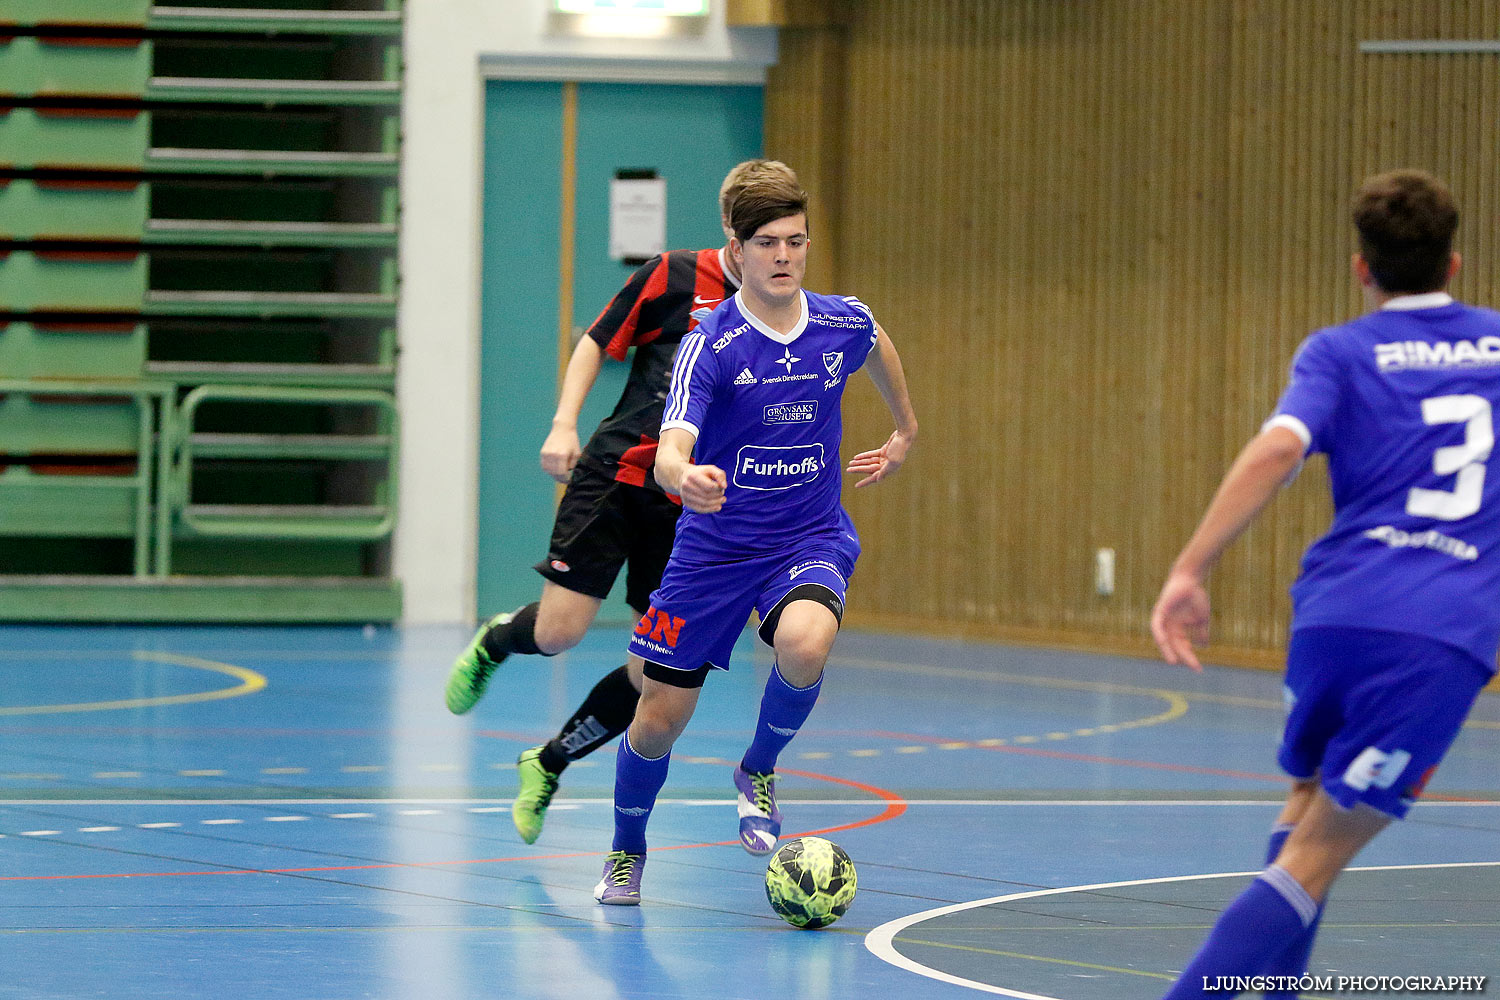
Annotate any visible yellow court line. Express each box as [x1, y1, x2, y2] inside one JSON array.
[[1168, 688, 1500, 729], [1176, 690, 1282, 709], [835, 653, 1195, 704], [0, 652, 266, 716], [832, 654, 1189, 738], [833, 654, 1500, 731]]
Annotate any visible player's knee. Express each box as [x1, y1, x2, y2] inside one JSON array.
[[1275, 778, 1320, 827], [764, 587, 842, 686], [631, 688, 692, 750], [1287, 778, 1319, 809], [774, 624, 835, 682], [531, 612, 588, 653]]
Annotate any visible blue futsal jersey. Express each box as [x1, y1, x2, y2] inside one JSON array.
[[1268, 294, 1500, 670], [660, 289, 880, 556]]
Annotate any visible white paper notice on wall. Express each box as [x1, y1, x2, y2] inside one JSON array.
[[609, 174, 666, 264]]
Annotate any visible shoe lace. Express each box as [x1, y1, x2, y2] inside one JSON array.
[[469, 652, 497, 685], [516, 751, 560, 810], [605, 851, 638, 886], [747, 771, 775, 814], [535, 768, 559, 805]]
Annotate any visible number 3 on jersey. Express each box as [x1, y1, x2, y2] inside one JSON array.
[[1407, 394, 1494, 521]]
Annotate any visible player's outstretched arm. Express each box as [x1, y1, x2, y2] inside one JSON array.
[[655, 426, 727, 514], [847, 323, 919, 488], [540, 336, 606, 483], [1150, 426, 1306, 671]]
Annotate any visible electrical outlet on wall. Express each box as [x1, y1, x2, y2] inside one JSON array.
[[1095, 547, 1115, 596]]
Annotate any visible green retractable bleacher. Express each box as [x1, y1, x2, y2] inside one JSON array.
[[0, 0, 402, 622]]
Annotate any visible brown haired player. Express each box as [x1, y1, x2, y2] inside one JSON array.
[[595, 174, 919, 904], [1151, 170, 1499, 996], [444, 160, 800, 846]]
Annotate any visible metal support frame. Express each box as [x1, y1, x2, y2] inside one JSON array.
[[0, 378, 170, 577]]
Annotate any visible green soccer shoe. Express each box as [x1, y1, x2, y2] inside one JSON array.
[[443, 611, 513, 715], [512, 745, 561, 844]]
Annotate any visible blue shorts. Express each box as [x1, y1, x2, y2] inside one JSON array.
[[627, 529, 858, 676], [1279, 627, 1489, 819]]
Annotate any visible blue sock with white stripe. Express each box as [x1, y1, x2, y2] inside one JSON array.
[[1261, 824, 1324, 997], [1261, 902, 1324, 999], [611, 731, 670, 854], [739, 664, 822, 775], [1161, 865, 1319, 999]]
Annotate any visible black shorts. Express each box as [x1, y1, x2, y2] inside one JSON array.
[[534, 462, 681, 614]]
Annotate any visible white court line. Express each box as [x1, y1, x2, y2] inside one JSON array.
[[863, 861, 1500, 999]]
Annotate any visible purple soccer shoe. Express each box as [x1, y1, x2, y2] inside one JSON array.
[[733, 766, 783, 856], [593, 850, 645, 905]]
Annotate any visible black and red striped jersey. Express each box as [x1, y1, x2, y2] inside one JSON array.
[[577, 247, 739, 493]]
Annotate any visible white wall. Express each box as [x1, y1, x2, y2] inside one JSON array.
[[397, 1, 777, 623]]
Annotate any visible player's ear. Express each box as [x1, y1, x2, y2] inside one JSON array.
[[1447, 251, 1462, 283], [1351, 252, 1373, 288], [729, 235, 744, 262]]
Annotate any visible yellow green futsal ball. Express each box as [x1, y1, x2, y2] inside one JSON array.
[[764, 836, 857, 929]]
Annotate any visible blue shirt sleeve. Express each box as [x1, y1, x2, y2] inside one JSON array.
[[1269, 333, 1342, 455], [661, 330, 720, 439], [841, 296, 880, 370]]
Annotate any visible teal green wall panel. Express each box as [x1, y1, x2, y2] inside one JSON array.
[[479, 81, 564, 618]]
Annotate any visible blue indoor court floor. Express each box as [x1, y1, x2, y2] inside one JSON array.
[[1, 624, 1497, 999]]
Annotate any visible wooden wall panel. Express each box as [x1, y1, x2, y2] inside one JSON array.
[[764, 24, 846, 293], [764, 1, 1500, 665]]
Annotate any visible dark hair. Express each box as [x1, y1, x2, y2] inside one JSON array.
[[1352, 170, 1458, 294], [729, 176, 810, 244], [719, 159, 798, 224]]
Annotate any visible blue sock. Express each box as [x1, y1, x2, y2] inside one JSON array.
[[1261, 824, 1322, 996], [739, 663, 822, 775], [1265, 823, 1294, 866], [611, 731, 670, 854], [1162, 866, 1318, 999], [1263, 900, 1324, 997]]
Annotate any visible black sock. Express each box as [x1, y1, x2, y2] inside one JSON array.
[[541, 664, 640, 773], [480, 602, 545, 659]]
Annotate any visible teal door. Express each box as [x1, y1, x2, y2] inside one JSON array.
[[479, 80, 764, 621]]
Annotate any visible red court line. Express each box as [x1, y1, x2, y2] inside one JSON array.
[[774, 767, 908, 837], [0, 767, 906, 882]]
